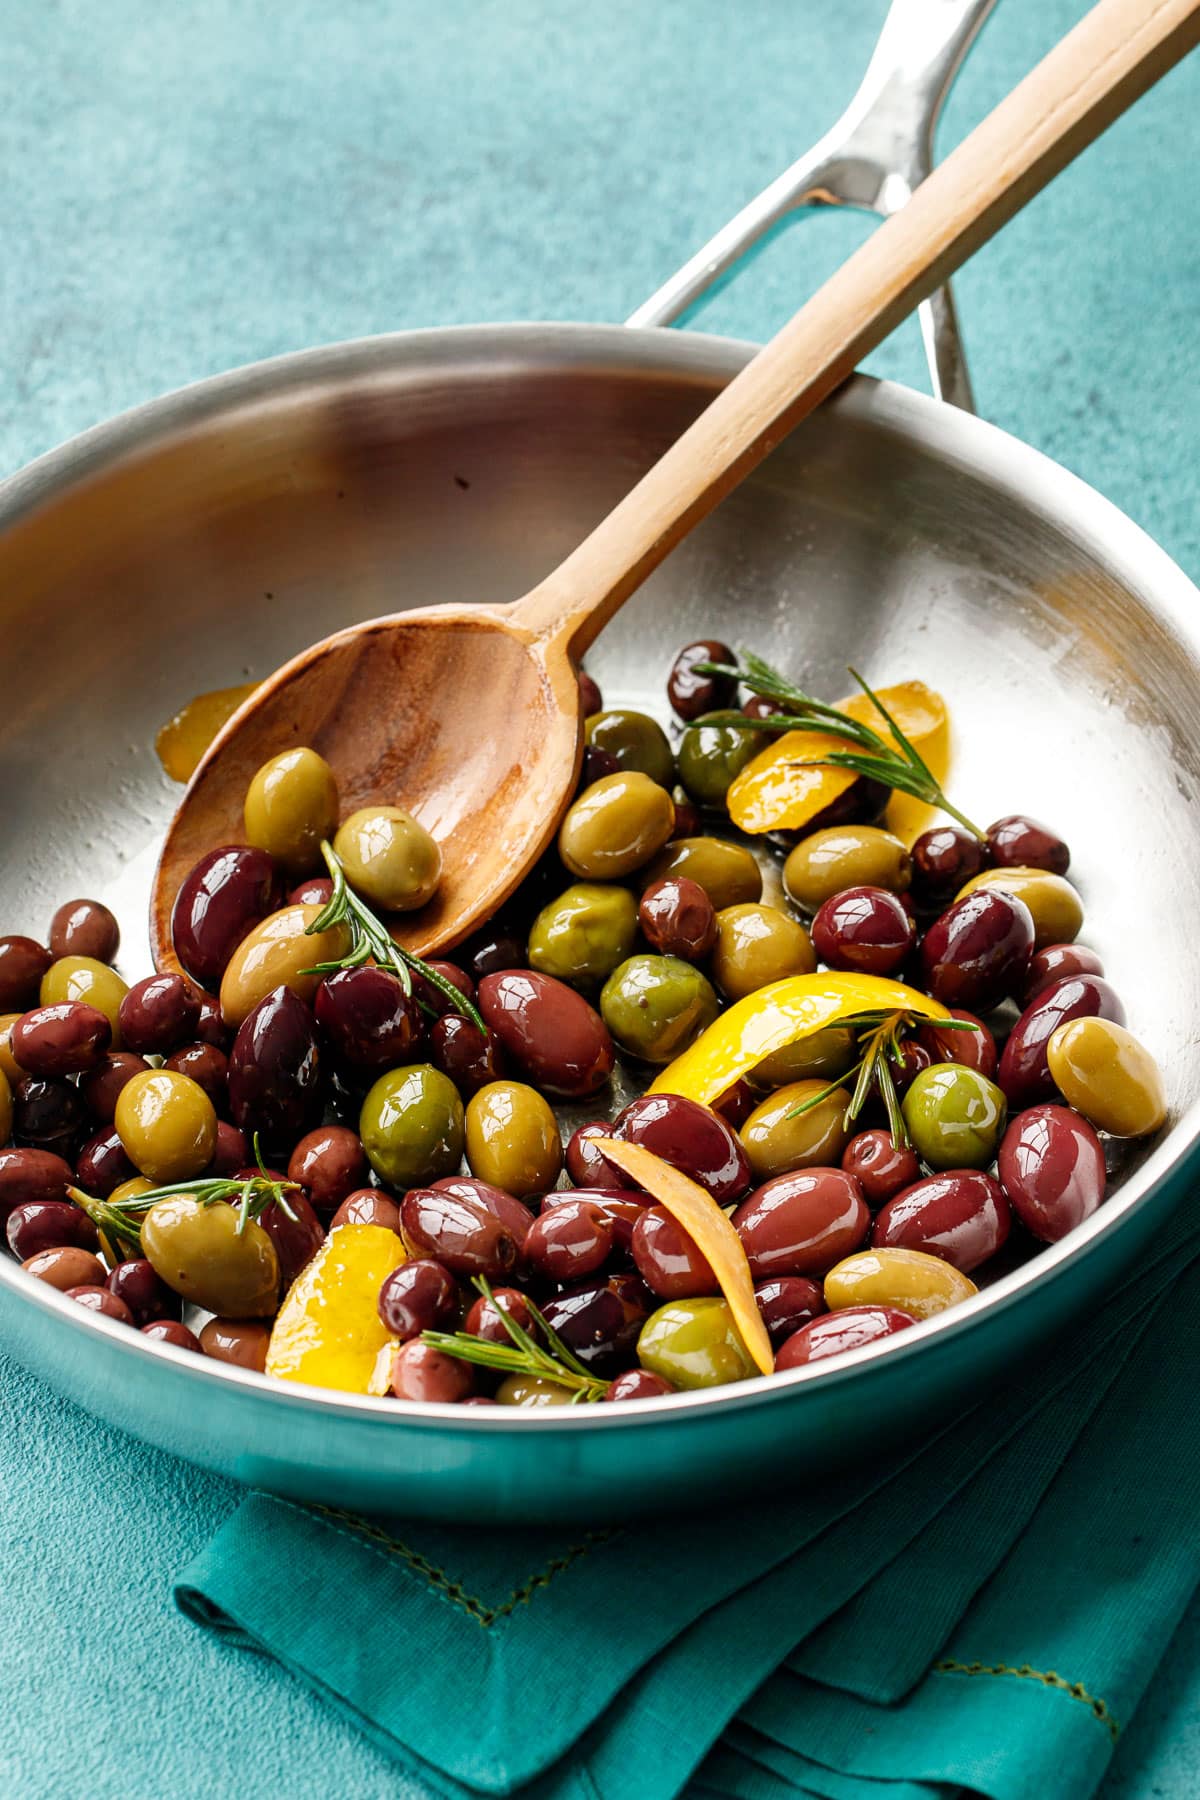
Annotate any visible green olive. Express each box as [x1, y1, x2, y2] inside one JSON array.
[[599, 954, 720, 1064], [219, 904, 352, 1031], [956, 866, 1084, 950], [243, 746, 339, 876], [114, 1070, 218, 1183], [782, 826, 912, 913], [739, 1079, 851, 1181], [333, 806, 442, 912], [676, 714, 765, 808], [360, 1065, 464, 1190], [751, 1024, 857, 1090], [710, 903, 816, 1001], [558, 772, 675, 880], [637, 1298, 756, 1390], [641, 836, 763, 911], [1046, 1018, 1167, 1138], [142, 1197, 279, 1316], [0, 1066, 11, 1146], [527, 883, 639, 988], [584, 709, 674, 787], [464, 1080, 562, 1198], [902, 1063, 1007, 1169], [110, 1176, 154, 1205], [40, 957, 129, 1045], [494, 1374, 576, 1407]]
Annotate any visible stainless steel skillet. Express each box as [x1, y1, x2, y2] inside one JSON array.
[[0, 0, 1197, 1523]]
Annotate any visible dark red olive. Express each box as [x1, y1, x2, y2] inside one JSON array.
[[378, 1259, 460, 1339], [872, 1171, 1011, 1273], [11, 1002, 111, 1078], [478, 969, 614, 1098], [400, 1188, 521, 1279], [916, 1008, 997, 1079], [142, 1320, 203, 1352], [193, 992, 228, 1047], [464, 1286, 537, 1344], [0, 1147, 73, 1227], [919, 888, 1035, 1010], [75, 1128, 137, 1198], [164, 1041, 229, 1107], [1023, 942, 1104, 1004], [578, 668, 602, 716], [565, 1122, 637, 1190], [776, 1305, 916, 1367], [667, 638, 737, 722], [228, 986, 322, 1151], [288, 877, 335, 907], [6, 1198, 98, 1260], [314, 966, 423, 1070], [431, 1177, 535, 1252], [258, 1189, 325, 1288], [631, 1205, 718, 1299], [841, 1131, 921, 1207], [48, 899, 120, 963], [873, 1039, 930, 1099], [389, 1338, 474, 1402], [463, 929, 526, 982], [430, 1012, 508, 1096], [754, 1275, 826, 1346], [24, 1245, 107, 1291], [170, 845, 282, 987], [582, 745, 620, 787], [997, 1104, 1106, 1242], [638, 878, 717, 961], [742, 693, 785, 722], [909, 827, 985, 913], [539, 1275, 649, 1374], [287, 1125, 368, 1212], [331, 1188, 402, 1233], [525, 1200, 614, 1283], [603, 1369, 675, 1401], [540, 1188, 646, 1255], [66, 1284, 135, 1324], [997, 975, 1126, 1109], [12, 1076, 87, 1156], [106, 1258, 179, 1325], [811, 887, 914, 977], [0, 936, 54, 1011], [209, 1121, 250, 1177], [408, 961, 476, 1019], [615, 1092, 751, 1204], [711, 1079, 757, 1130], [79, 1051, 152, 1121], [732, 1169, 869, 1278], [668, 794, 702, 840], [986, 814, 1070, 876], [199, 1317, 270, 1370], [118, 974, 200, 1055]]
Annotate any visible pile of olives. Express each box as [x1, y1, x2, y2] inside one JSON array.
[[0, 636, 1168, 1405]]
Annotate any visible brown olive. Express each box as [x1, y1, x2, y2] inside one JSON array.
[[80, 1050, 153, 1121], [22, 1245, 107, 1292], [287, 1125, 369, 1212], [666, 638, 737, 721], [48, 900, 120, 964], [330, 1188, 402, 1233], [0, 938, 53, 1012], [477, 969, 614, 1098], [199, 1317, 271, 1372], [11, 1002, 111, 1078], [638, 878, 717, 961]]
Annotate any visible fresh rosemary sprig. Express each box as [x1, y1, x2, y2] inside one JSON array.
[[303, 838, 487, 1034], [787, 1009, 981, 1151], [696, 651, 985, 841], [68, 1135, 301, 1259], [421, 1275, 609, 1403]]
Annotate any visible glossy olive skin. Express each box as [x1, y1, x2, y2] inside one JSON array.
[[841, 1131, 921, 1206], [1023, 942, 1104, 1004], [751, 1024, 857, 1091], [0, 1013, 24, 1085], [753, 1275, 826, 1347], [542, 1274, 650, 1374], [243, 746, 339, 875], [219, 903, 351, 1031], [527, 884, 639, 988], [11, 1002, 111, 1077], [330, 1188, 402, 1233], [600, 954, 720, 1064], [584, 709, 674, 787], [955, 867, 1083, 951], [564, 1122, 638, 1190], [824, 1246, 978, 1320], [916, 1008, 997, 1080], [257, 1189, 326, 1288], [22, 1245, 107, 1292], [106, 1258, 179, 1326], [433, 1177, 536, 1253], [314, 966, 423, 1071], [170, 845, 282, 988], [6, 1198, 99, 1261], [603, 1370, 676, 1401], [337, 805, 444, 911], [379, 1259, 460, 1339], [676, 714, 764, 808], [390, 1339, 476, 1402], [494, 1374, 572, 1407], [1046, 1018, 1167, 1138], [210, 1121, 250, 1176], [873, 1171, 1011, 1274], [919, 888, 1035, 1010], [711, 903, 816, 1000], [400, 1188, 522, 1278], [194, 993, 228, 1048], [525, 1200, 614, 1282], [997, 975, 1126, 1109], [11, 1076, 88, 1157], [986, 813, 1070, 875], [739, 1081, 851, 1182], [118, 974, 201, 1056], [478, 969, 615, 1098], [902, 1064, 1007, 1171], [909, 827, 984, 913], [540, 1188, 646, 1255], [782, 827, 912, 913], [641, 837, 762, 911], [77, 1052, 150, 1123], [997, 1103, 1107, 1241], [465, 1286, 537, 1344], [776, 1305, 916, 1367], [39, 958, 128, 1044], [228, 987, 323, 1152], [75, 1127, 137, 1198], [289, 877, 335, 908], [198, 1317, 270, 1371], [811, 887, 914, 977], [638, 878, 717, 962], [712, 1079, 757, 1129], [282, 1126, 367, 1214], [430, 1013, 508, 1097], [141, 1320, 202, 1352], [578, 668, 602, 716], [882, 1040, 932, 1099], [668, 793, 702, 840], [0, 937, 53, 1011], [0, 1065, 10, 1146], [67, 1286, 134, 1325], [558, 772, 676, 880], [0, 1147, 73, 1227], [666, 638, 737, 721], [637, 1297, 756, 1390], [360, 1065, 465, 1190], [616, 1092, 751, 1203], [463, 1081, 561, 1198], [732, 1169, 869, 1278], [141, 1197, 279, 1316], [462, 925, 527, 981], [631, 1206, 718, 1299], [160, 1042, 227, 1110], [48, 899, 120, 964], [408, 961, 477, 1018]]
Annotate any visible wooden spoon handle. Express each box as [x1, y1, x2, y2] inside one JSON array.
[[513, 0, 1199, 655]]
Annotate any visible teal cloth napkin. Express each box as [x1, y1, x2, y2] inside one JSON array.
[[176, 1192, 1200, 1800]]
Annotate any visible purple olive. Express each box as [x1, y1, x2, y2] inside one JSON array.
[[776, 1305, 916, 1367], [638, 878, 717, 961], [811, 886, 914, 976], [11, 1003, 111, 1077], [12, 1076, 87, 1156], [603, 1369, 675, 1401], [0, 936, 53, 1011], [118, 974, 201, 1055], [400, 1188, 521, 1279], [79, 1052, 152, 1122], [477, 970, 614, 1098], [7, 1199, 98, 1261], [1023, 943, 1105, 1004], [378, 1259, 461, 1339], [66, 1285, 135, 1325], [872, 1171, 1011, 1273], [909, 826, 985, 913], [986, 814, 1070, 875], [712, 1079, 757, 1130], [227, 986, 322, 1151], [525, 1200, 614, 1283], [631, 1205, 718, 1300], [997, 1103, 1106, 1242], [209, 1121, 250, 1176], [170, 845, 282, 987], [164, 1041, 229, 1107], [288, 877, 335, 907], [464, 1286, 537, 1344], [919, 888, 1035, 1010], [539, 1274, 649, 1374], [732, 1169, 870, 1278], [916, 1008, 997, 1079], [0, 1147, 73, 1227], [880, 1040, 931, 1099], [540, 1187, 646, 1255], [257, 1189, 326, 1288], [314, 966, 423, 1070], [754, 1276, 826, 1347], [431, 1177, 535, 1252], [430, 1012, 508, 1097], [48, 899, 120, 963], [997, 975, 1126, 1109], [667, 638, 737, 722], [840, 1131, 921, 1207], [389, 1339, 474, 1403], [193, 993, 228, 1048], [331, 1188, 402, 1233], [106, 1258, 179, 1325], [462, 929, 526, 982], [142, 1320, 203, 1352], [564, 1121, 637, 1189], [582, 745, 620, 787], [286, 1125, 369, 1212], [668, 794, 702, 841], [615, 1092, 751, 1204], [75, 1128, 137, 1198], [408, 961, 476, 1019]]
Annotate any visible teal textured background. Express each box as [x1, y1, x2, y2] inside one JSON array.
[[1, 1, 1197, 1795]]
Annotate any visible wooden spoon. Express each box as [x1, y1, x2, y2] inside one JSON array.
[[152, 0, 1199, 964]]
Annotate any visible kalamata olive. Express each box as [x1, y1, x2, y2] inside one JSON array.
[[313, 965, 423, 1072], [540, 1275, 649, 1374], [209, 1121, 250, 1176], [986, 814, 1070, 875], [742, 693, 784, 722], [288, 876, 335, 908], [106, 1257, 179, 1325], [631, 1205, 718, 1300], [872, 1171, 1011, 1273], [712, 1079, 758, 1130], [334, 805, 442, 912], [143, 1320, 203, 1352], [227, 986, 322, 1151], [540, 1188, 645, 1254], [667, 638, 737, 721], [194, 993, 228, 1048], [258, 1189, 325, 1288], [477, 969, 614, 1099], [739, 1081, 851, 1182], [638, 878, 717, 962], [811, 887, 914, 977], [330, 1188, 402, 1232], [732, 1169, 869, 1278], [170, 845, 282, 988], [637, 1296, 755, 1390], [286, 1125, 368, 1212], [753, 1275, 826, 1346], [117, 974, 201, 1056], [880, 1040, 932, 1099], [430, 1013, 508, 1097], [49, 899, 120, 964], [378, 1259, 461, 1339], [0, 1146, 73, 1226], [0, 936, 54, 1011], [400, 1188, 520, 1278], [581, 745, 620, 787], [464, 1286, 536, 1344], [955, 867, 1083, 951], [66, 1285, 134, 1325], [6, 1198, 98, 1260], [1023, 942, 1104, 1004], [75, 1127, 137, 1198], [462, 927, 526, 981], [12, 1076, 87, 1156], [840, 1131, 921, 1206], [919, 887, 1035, 1010], [408, 961, 476, 1018], [525, 1200, 614, 1282], [22, 1245, 106, 1291], [389, 1338, 474, 1403], [997, 975, 1126, 1110], [564, 1121, 636, 1190], [578, 668, 602, 716], [825, 1246, 978, 1319], [244, 747, 339, 876], [909, 827, 985, 913], [78, 1052, 152, 1123], [431, 1176, 535, 1252], [162, 1043, 227, 1109], [603, 1369, 675, 1400], [667, 793, 702, 840], [616, 1092, 751, 1203], [916, 1008, 997, 1079], [142, 1197, 279, 1315], [997, 1103, 1107, 1241], [775, 1305, 916, 1367], [11, 1002, 111, 1077], [198, 1317, 270, 1370]]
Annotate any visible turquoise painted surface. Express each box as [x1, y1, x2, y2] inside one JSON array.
[[0, 1, 1197, 1794]]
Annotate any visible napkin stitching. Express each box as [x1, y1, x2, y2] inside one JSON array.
[[933, 1657, 1120, 1742]]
